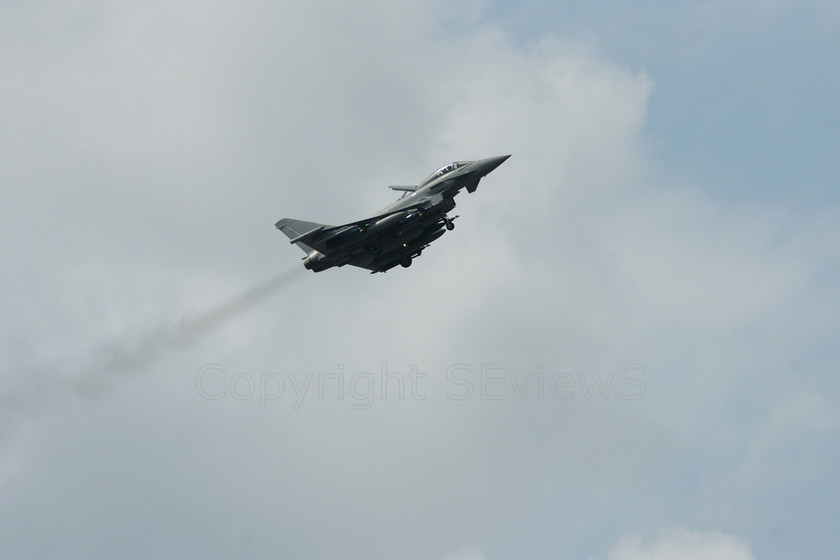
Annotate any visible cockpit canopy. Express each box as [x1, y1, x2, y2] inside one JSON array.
[[420, 161, 470, 186]]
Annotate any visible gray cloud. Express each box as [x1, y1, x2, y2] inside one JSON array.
[[1, 267, 303, 450], [1, 2, 838, 559]]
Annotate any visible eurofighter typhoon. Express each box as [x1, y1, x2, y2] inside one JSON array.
[[276, 155, 510, 273]]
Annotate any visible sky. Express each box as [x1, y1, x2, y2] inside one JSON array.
[[1, 1, 838, 558]]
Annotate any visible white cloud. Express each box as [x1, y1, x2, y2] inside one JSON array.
[[433, 29, 651, 202], [607, 527, 754, 560], [1, 2, 839, 559], [600, 189, 819, 330]]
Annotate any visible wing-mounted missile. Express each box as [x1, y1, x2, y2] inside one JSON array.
[[321, 210, 419, 250], [417, 224, 446, 245], [399, 211, 422, 228], [367, 211, 408, 235], [323, 225, 363, 248]]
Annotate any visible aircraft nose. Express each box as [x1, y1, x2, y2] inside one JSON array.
[[477, 154, 511, 175]]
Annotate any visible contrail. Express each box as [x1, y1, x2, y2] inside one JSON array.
[[1, 266, 305, 449]]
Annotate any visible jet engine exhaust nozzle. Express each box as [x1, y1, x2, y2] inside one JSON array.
[[303, 250, 326, 271]]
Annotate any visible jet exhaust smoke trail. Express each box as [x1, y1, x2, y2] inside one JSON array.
[[69, 266, 305, 396], [1, 266, 305, 448]]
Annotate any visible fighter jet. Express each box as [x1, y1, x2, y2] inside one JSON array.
[[276, 155, 510, 273]]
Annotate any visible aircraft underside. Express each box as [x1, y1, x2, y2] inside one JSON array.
[[275, 155, 510, 273], [304, 208, 454, 273]]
